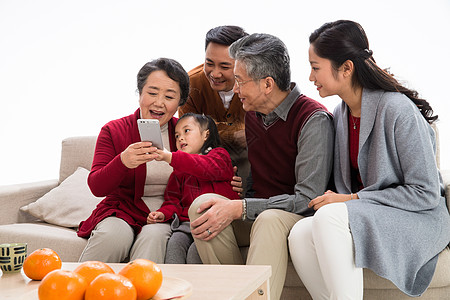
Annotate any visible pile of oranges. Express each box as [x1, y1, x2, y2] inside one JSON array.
[[22, 248, 163, 300]]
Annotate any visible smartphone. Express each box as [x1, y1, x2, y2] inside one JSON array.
[[137, 119, 164, 150]]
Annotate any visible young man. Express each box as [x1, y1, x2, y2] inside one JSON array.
[[188, 33, 334, 300], [178, 25, 250, 192]]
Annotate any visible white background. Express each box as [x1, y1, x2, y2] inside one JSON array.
[[1, 0, 449, 185]]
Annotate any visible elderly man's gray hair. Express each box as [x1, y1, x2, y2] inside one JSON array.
[[229, 33, 291, 91]]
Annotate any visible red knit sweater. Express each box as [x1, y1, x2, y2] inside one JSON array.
[[77, 109, 177, 238], [157, 147, 239, 222]]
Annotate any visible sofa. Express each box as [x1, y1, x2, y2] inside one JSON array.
[[1, 133, 450, 299]]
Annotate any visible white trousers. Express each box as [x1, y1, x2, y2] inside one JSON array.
[[288, 203, 363, 300]]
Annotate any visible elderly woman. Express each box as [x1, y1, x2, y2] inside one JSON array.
[[77, 58, 189, 263]]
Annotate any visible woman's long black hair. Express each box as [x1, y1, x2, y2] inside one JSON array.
[[178, 113, 222, 154], [310, 20, 437, 124]]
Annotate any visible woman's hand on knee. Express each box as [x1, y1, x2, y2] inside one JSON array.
[[309, 191, 353, 210]]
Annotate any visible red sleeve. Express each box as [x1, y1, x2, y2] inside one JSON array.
[[170, 148, 234, 181], [87, 125, 129, 197], [157, 173, 183, 222]]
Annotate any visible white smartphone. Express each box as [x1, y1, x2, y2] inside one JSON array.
[[137, 119, 164, 150]]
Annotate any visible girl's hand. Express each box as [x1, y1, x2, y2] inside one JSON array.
[[147, 211, 165, 224], [231, 166, 243, 197], [308, 190, 357, 210], [152, 148, 172, 164], [120, 142, 158, 169]]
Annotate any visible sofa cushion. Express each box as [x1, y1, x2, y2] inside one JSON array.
[[59, 136, 97, 182], [20, 167, 103, 228], [0, 223, 87, 262], [363, 247, 450, 289]]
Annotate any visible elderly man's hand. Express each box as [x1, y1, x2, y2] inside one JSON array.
[[190, 197, 243, 241]]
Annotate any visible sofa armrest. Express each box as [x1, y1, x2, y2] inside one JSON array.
[[441, 169, 450, 211], [0, 180, 58, 225]]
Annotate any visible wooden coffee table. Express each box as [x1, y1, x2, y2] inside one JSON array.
[[0, 262, 271, 299]]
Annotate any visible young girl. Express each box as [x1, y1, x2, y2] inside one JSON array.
[[147, 113, 239, 263], [288, 20, 450, 299]]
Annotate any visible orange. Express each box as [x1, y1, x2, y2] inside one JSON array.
[[23, 248, 62, 280], [38, 269, 87, 300], [73, 261, 115, 285], [85, 273, 137, 300], [118, 258, 163, 300]]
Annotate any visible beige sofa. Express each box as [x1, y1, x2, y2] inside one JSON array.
[[1, 135, 450, 299]]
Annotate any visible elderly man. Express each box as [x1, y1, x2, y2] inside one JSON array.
[[188, 33, 334, 300], [179, 25, 250, 192]]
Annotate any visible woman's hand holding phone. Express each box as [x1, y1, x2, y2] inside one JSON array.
[[120, 141, 158, 169]]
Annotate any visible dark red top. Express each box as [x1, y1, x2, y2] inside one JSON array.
[[77, 109, 177, 238], [158, 147, 239, 222], [245, 95, 329, 198], [348, 113, 363, 191]]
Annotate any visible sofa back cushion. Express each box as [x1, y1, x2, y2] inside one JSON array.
[[56, 124, 441, 185], [59, 136, 97, 183], [21, 167, 104, 228]]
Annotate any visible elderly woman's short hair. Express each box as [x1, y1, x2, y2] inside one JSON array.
[[137, 58, 190, 106]]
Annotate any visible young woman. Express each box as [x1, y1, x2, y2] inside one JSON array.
[[288, 20, 450, 299], [147, 113, 239, 263]]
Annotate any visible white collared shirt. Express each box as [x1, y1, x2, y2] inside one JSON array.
[[218, 89, 235, 109]]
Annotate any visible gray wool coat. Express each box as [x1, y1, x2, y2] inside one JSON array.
[[333, 89, 450, 297]]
